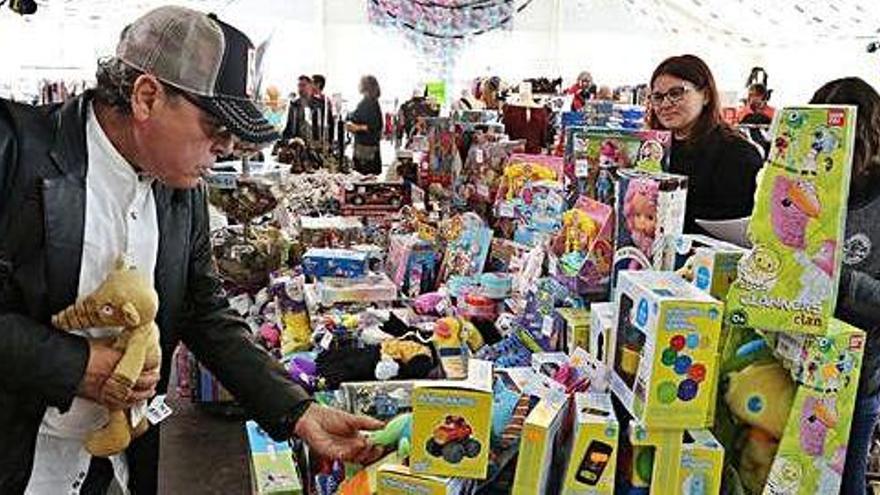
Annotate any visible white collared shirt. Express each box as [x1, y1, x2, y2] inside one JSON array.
[[28, 102, 159, 494]]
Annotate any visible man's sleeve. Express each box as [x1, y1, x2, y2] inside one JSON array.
[[178, 186, 311, 441], [281, 105, 294, 140], [0, 108, 90, 412]]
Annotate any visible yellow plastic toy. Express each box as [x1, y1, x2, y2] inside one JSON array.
[[52, 263, 161, 457], [433, 317, 484, 379]]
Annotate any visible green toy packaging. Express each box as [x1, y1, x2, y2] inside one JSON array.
[[245, 421, 303, 495], [562, 392, 619, 495], [664, 234, 746, 301], [410, 359, 494, 479], [555, 307, 591, 355], [589, 302, 615, 367], [610, 271, 724, 429], [511, 394, 571, 495], [678, 429, 724, 495], [725, 106, 856, 335], [376, 464, 473, 495]]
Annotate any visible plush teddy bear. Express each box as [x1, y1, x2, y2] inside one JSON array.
[[52, 263, 161, 457]]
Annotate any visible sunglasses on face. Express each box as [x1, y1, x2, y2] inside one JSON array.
[[649, 85, 696, 106], [169, 86, 235, 143]]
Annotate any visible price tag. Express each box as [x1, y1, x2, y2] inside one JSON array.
[[542, 315, 555, 337], [320, 332, 334, 350], [575, 159, 590, 178], [475, 148, 485, 163], [145, 394, 173, 425], [548, 254, 559, 275], [476, 184, 490, 198]]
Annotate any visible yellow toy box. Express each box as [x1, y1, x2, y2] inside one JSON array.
[[610, 271, 724, 429], [562, 392, 619, 495], [511, 395, 571, 495], [376, 464, 474, 495], [410, 359, 494, 479], [623, 423, 723, 495], [589, 302, 615, 367], [555, 307, 591, 355], [665, 234, 747, 301]]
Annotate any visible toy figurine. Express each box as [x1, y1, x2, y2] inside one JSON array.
[[433, 316, 485, 379], [425, 415, 482, 464], [52, 263, 161, 457], [368, 413, 413, 459]]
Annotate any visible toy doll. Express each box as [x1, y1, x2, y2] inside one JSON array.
[[623, 179, 659, 255]]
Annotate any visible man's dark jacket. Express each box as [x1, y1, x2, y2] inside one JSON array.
[[0, 93, 310, 492]]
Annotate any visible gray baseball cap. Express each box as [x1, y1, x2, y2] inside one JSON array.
[[117, 6, 279, 143]]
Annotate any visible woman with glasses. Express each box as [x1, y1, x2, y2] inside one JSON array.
[[647, 54, 764, 234]]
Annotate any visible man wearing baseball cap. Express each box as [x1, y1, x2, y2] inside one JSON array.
[[0, 6, 383, 494]]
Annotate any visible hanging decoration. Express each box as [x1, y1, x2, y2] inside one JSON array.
[[367, 0, 535, 81]]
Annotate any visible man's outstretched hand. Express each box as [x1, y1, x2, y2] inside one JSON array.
[[294, 404, 385, 465]]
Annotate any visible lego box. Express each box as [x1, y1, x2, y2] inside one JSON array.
[[410, 360, 494, 479], [610, 271, 724, 429], [245, 421, 303, 495], [725, 106, 856, 335], [562, 392, 619, 495]]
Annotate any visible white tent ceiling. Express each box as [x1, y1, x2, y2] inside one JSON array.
[[1, 0, 878, 105]]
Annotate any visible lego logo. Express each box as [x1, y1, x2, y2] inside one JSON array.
[[827, 109, 846, 127]]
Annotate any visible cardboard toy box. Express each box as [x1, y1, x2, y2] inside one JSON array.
[[411, 359, 494, 479], [664, 234, 747, 301], [725, 106, 856, 335], [511, 395, 571, 495], [550, 196, 615, 295], [589, 302, 615, 367], [376, 464, 474, 495], [298, 216, 363, 248], [385, 234, 439, 297], [302, 248, 368, 279], [622, 423, 724, 495], [341, 380, 421, 421], [555, 307, 591, 355], [341, 181, 411, 216], [315, 273, 398, 306], [611, 169, 688, 290], [245, 421, 303, 495], [610, 271, 724, 429], [562, 392, 619, 495]]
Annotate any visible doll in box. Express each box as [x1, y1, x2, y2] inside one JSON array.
[[621, 178, 659, 269]]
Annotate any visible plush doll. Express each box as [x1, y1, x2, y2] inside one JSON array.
[[52, 264, 161, 457]]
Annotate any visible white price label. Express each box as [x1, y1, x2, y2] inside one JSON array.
[[146, 394, 173, 425], [320, 332, 334, 350], [475, 148, 485, 163], [548, 254, 559, 275], [542, 315, 555, 337], [575, 159, 590, 178], [498, 203, 515, 218], [436, 298, 449, 315]]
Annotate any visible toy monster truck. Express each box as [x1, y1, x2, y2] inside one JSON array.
[[425, 415, 481, 464]]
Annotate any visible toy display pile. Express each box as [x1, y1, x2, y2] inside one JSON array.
[[187, 104, 867, 495]]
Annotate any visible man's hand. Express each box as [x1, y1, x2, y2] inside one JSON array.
[[294, 404, 385, 464], [76, 339, 159, 409]]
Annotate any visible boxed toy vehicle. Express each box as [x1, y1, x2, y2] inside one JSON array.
[[562, 392, 619, 495], [511, 395, 571, 495], [725, 106, 856, 335], [610, 271, 724, 429], [315, 273, 398, 306], [411, 360, 494, 479], [341, 181, 411, 216], [376, 464, 474, 495], [612, 169, 688, 289], [302, 248, 368, 279], [589, 302, 615, 367], [246, 421, 303, 495]]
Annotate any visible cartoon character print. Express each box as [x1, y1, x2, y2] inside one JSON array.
[[637, 140, 665, 170], [770, 176, 821, 249], [765, 456, 803, 495], [795, 239, 836, 307], [799, 396, 837, 456], [736, 244, 782, 291]]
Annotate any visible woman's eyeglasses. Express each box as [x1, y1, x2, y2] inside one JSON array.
[[649, 85, 695, 106]]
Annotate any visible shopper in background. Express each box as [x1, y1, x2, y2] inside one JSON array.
[[346, 74, 383, 174], [0, 6, 382, 495], [737, 82, 775, 125], [282, 74, 320, 141], [479, 76, 503, 111], [566, 70, 597, 111], [311, 73, 335, 145], [647, 54, 764, 234], [810, 77, 880, 495]]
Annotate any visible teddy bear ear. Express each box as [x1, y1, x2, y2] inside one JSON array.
[[121, 302, 141, 327]]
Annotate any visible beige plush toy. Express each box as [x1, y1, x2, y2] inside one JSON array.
[[52, 263, 161, 457]]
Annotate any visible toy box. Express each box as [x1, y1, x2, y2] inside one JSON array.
[[437, 213, 492, 283], [494, 154, 564, 219], [621, 423, 723, 495], [725, 106, 856, 335], [665, 234, 747, 301], [341, 380, 421, 421], [315, 273, 397, 306], [612, 169, 688, 289], [511, 395, 571, 495], [298, 216, 363, 248], [562, 392, 619, 495], [555, 307, 591, 355], [411, 359, 494, 479], [565, 127, 672, 204], [511, 181, 569, 248], [610, 271, 724, 429], [715, 320, 865, 494], [246, 421, 303, 495], [420, 117, 461, 188], [341, 181, 411, 216], [302, 248, 368, 279], [376, 464, 474, 495], [487, 238, 530, 273], [386, 234, 438, 298], [550, 196, 614, 292], [589, 302, 615, 367]]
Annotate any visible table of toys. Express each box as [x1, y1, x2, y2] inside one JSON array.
[[178, 104, 866, 495]]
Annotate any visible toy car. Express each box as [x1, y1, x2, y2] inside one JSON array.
[[343, 182, 411, 211], [425, 415, 481, 464]]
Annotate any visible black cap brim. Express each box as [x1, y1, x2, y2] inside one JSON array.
[[198, 95, 280, 144]]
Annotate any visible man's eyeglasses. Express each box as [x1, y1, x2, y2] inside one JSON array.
[[649, 85, 695, 106]]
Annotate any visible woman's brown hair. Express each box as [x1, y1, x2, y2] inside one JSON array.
[[359, 75, 381, 100], [648, 54, 729, 144]]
